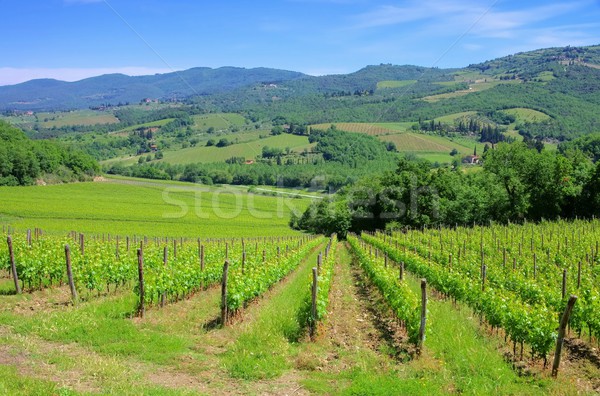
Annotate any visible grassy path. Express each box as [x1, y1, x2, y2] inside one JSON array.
[[307, 242, 585, 395]]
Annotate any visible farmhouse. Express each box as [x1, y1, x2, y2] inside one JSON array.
[[462, 155, 481, 165]]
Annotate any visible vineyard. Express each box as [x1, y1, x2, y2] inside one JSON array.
[[362, 219, 600, 365], [1, 222, 600, 394]]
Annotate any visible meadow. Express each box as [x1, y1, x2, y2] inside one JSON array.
[[0, 177, 310, 237]]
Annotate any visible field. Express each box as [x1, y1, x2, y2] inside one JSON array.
[[421, 79, 520, 102], [312, 121, 486, 164], [0, 177, 310, 237], [0, 110, 119, 131], [192, 113, 247, 131], [162, 134, 312, 165], [109, 119, 175, 136], [376, 80, 416, 89], [2, 212, 600, 394], [36, 110, 119, 128], [1, 174, 599, 394]]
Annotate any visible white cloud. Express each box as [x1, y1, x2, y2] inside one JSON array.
[[0, 67, 176, 86], [351, 0, 593, 38]]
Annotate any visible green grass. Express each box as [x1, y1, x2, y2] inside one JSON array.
[[109, 119, 175, 135], [160, 134, 311, 165], [433, 111, 478, 124], [422, 79, 520, 102], [102, 132, 312, 166], [412, 152, 459, 164], [501, 107, 551, 124], [536, 71, 556, 82], [192, 113, 247, 131], [0, 178, 311, 237], [376, 80, 417, 89], [223, 243, 324, 379], [0, 366, 76, 396], [37, 110, 119, 128], [0, 295, 190, 365], [373, 122, 415, 132], [452, 70, 487, 82], [0, 288, 215, 395]]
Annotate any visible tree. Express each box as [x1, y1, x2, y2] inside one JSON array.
[[216, 138, 230, 147], [271, 126, 283, 135]]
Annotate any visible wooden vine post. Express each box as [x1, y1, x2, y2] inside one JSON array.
[[79, 233, 85, 256], [221, 260, 230, 326], [552, 295, 577, 378], [161, 246, 168, 307], [7, 236, 21, 294], [399, 261, 404, 281], [242, 250, 246, 275], [418, 279, 427, 353], [137, 248, 145, 318], [482, 265, 487, 292], [200, 244, 205, 272], [64, 245, 78, 303], [317, 252, 322, 274], [310, 267, 318, 339]]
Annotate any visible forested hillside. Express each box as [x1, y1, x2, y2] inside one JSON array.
[[0, 121, 98, 185]]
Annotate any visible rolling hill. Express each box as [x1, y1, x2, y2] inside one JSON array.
[[0, 67, 306, 111]]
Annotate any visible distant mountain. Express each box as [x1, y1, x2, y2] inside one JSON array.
[[0, 67, 306, 111]]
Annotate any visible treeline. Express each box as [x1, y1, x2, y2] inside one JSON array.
[[417, 116, 508, 144], [293, 142, 599, 237], [105, 160, 394, 190], [0, 121, 99, 186]]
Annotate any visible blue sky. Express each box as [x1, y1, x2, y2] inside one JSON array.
[[1, 0, 599, 85]]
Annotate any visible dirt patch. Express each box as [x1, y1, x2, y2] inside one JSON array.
[[0, 345, 28, 366], [6, 286, 73, 315], [93, 176, 107, 182], [565, 337, 600, 368], [0, 339, 101, 394]]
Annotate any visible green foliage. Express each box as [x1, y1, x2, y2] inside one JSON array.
[[225, 236, 323, 311], [348, 235, 420, 343], [363, 217, 600, 359], [0, 121, 98, 185], [296, 142, 598, 235], [309, 126, 394, 166], [559, 133, 600, 162], [298, 236, 337, 334]]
